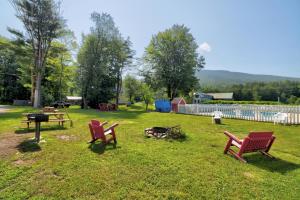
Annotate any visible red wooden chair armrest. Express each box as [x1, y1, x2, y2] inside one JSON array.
[[104, 123, 119, 132], [224, 131, 242, 144], [101, 121, 108, 126]]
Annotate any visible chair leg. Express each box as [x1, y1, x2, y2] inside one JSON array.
[[265, 137, 275, 153], [228, 149, 247, 163], [235, 154, 247, 163], [89, 138, 97, 143], [224, 139, 233, 154], [231, 150, 247, 163], [260, 151, 274, 158]]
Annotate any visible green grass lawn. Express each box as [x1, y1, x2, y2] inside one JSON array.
[[0, 105, 299, 199]]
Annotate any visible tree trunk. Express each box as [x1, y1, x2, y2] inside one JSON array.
[[33, 72, 42, 108], [30, 71, 35, 106], [115, 73, 121, 106], [83, 84, 89, 109], [59, 56, 64, 101], [167, 85, 171, 99], [33, 40, 43, 108], [145, 102, 149, 111]]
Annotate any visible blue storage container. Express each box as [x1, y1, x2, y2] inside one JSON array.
[[155, 100, 171, 112]]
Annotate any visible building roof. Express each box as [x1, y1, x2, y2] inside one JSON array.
[[171, 97, 186, 104], [205, 93, 233, 100], [66, 96, 82, 100]]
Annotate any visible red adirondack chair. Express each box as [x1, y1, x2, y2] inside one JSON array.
[[88, 120, 118, 144], [224, 131, 276, 163], [99, 103, 108, 111]]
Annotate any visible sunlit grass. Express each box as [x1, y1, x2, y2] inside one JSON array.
[[0, 104, 299, 199]]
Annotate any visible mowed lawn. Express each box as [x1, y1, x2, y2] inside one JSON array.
[[0, 105, 300, 199]]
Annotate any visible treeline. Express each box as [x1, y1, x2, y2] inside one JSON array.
[[0, 33, 77, 105], [2, 0, 204, 109], [202, 81, 300, 104], [77, 13, 134, 108], [77, 17, 204, 109]]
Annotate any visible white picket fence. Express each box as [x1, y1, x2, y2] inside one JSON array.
[[178, 104, 300, 124]]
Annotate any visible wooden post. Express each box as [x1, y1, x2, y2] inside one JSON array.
[[35, 122, 41, 143]]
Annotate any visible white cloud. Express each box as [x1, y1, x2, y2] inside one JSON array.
[[199, 42, 211, 53]]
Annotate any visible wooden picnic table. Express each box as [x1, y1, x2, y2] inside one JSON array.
[[22, 112, 71, 128], [22, 112, 65, 118]]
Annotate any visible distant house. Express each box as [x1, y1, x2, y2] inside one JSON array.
[[206, 93, 234, 100], [193, 92, 233, 103], [193, 93, 213, 104], [66, 96, 82, 105]]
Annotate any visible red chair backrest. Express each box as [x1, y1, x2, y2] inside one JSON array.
[[91, 119, 100, 126], [91, 123, 105, 139], [243, 132, 274, 151]]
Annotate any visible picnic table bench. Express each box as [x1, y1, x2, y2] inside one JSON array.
[[22, 112, 71, 128]]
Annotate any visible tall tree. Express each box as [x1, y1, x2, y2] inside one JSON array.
[[7, 28, 34, 103], [144, 24, 205, 99], [77, 12, 133, 108], [0, 37, 30, 102], [138, 83, 154, 111], [43, 41, 76, 104], [11, 0, 64, 107], [109, 38, 134, 105], [124, 75, 140, 102]]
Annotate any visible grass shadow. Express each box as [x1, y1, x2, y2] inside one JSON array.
[[17, 139, 41, 153], [215, 123, 227, 126], [88, 142, 120, 155], [245, 153, 300, 174], [165, 134, 188, 142], [0, 106, 35, 120], [15, 126, 67, 134]]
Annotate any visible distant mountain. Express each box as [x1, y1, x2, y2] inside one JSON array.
[[196, 70, 300, 86]]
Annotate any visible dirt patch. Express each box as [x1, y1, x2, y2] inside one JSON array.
[[0, 105, 11, 113], [56, 134, 77, 141], [0, 133, 31, 157], [13, 159, 35, 166]]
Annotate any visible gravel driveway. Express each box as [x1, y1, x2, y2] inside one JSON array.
[[0, 105, 11, 113]]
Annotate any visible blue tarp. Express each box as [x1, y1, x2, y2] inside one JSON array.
[[155, 100, 171, 112]]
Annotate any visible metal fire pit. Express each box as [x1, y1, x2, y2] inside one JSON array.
[[144, 125, 181, 139], [27, 114, 49, 142]]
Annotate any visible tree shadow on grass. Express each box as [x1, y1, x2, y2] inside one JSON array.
[[15, 126, 67, 134], [88, 142, 120, 155], [71, 108, 146, 120], [164, 134, 188, 143], [245, 153, 300, 174], [17, 139, 41, 153]]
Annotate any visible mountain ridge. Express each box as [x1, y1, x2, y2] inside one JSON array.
[[196, 70, 300, 86]]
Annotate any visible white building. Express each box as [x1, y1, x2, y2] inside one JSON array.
[[193, 92, 234, 104]]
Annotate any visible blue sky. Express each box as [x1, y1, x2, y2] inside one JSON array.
[[1, 0, 299, 77]]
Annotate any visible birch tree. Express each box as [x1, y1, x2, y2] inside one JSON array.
[[11, 0, 64, 107]]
